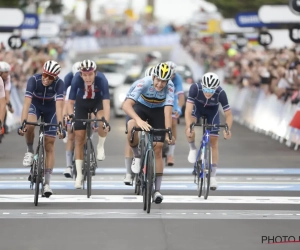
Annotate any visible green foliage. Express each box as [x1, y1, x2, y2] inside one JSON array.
[[206, 0, 289, 18]]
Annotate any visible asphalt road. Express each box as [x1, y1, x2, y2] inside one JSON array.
[[1, 46, 300, 250], [1, 115, 300, 250]]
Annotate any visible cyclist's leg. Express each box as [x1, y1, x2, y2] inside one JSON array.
[[74, 98, 88, 188], [167, 114, 178, 166], [148, 106, 166, 203], [127, 103, 148, 174], [124, 115, 134, 184], [94, 99, 107, 161], [23, 102, 39, 167], [43, 105, 59, 196], [185, 104, 199, 163], [64, 101, 75, 177], [207, 109, 220, 189]]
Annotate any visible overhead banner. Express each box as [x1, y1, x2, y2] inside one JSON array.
[[0, 8, 24, 28], [258, 5, 300, 23], [18, 13, 39, 29], [221, 18, 255, 34], [235, 12, 275, 28]]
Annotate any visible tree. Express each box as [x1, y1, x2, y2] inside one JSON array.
[[0, 0, 27, 9], [206, 0, 288, 18]]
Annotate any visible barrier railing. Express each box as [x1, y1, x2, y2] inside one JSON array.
[[223, 83, 300, 150]]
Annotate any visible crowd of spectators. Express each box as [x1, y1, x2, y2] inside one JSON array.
[[180, 26, 300, 105]]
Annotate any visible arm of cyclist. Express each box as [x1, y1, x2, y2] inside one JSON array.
[[18, 77, 35, 136], [100, 73, 111, 131], [122, 81, 151, 131], [55, 79, 65, 139], [219, 89, 232, 139], [67, 79, 78, 117], [0, 79, 5, 128], [164, 81, 175, 143], [123, 98, 151, 131], [185, 83, 198, 137]]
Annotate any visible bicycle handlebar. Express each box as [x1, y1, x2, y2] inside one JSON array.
[[69, 115, 110, 131], [21, 119, 64, 135], [130, 126, 172, 143], [190, 122, 229, 134]]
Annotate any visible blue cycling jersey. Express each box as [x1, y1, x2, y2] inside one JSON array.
[[172, 73, 184, 96], [69, 71, 110, 100], [127, 76, 174, 108], [25, 74, 64, 103], [64, 71, 73, 95], [187, 82, 230, 111]]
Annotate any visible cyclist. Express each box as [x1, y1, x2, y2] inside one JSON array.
[[185, 72, 232, 190], [0, 61, 14, 134], [63, 61, 81, 178], [0, 77, 6, 135], [123, 65, 155, 185], [165, 61, 185, 166], [67, 59, 110, 189], [18, 60, 65, 197], [122, 62, 175, 204]]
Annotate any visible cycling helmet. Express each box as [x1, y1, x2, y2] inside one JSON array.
[[43, 60, 61, 76], [144, 66, 154, 77], [72, 61, 81, 75], [153, 63, 172, 81], [166, 61, 177, 74], [80, 60, 96, 72], [201, 72, 220, 89], [0, 61, 11, 72]]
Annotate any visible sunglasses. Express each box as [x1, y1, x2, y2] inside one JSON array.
[[80, 67, 95, 72], [42, 72, 56, 81], [202, 88, 215, 94]]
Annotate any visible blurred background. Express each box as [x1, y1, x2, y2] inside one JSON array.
[[2, 0, 300, 149]]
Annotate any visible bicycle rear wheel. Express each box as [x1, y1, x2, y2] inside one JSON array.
[[146, 151, 154, 214], [87, 140, 92, 198], [203, 142, 211, 199]]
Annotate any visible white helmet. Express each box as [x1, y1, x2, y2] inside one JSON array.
[[80, 59, 96, 72], [72, 61, 81, 76], [43, 60, 61, 76], [144, 66, 155, 77], [166, 61, 177, 74], [201, 72, 220, 89], [0, 61, 11, 72], [153, 62, 172, 81]]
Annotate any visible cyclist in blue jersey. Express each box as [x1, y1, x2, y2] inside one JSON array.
[[63, 61, 81, 178], [123, 65, 155, 185], [18, 60, 65, 197], [185, 72, 232, 190], [165, 61, 185, 166], [68, 59, 111, 189], [122, 62, 175, 203]]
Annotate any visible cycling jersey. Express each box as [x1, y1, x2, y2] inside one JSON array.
[[187, 82, 230, 136], [172, 73, 184, 115], [69, 72, 110, 100], [127, 76, 174, 108], [0, 78, 5, 98], [25, 74, 64, 137], [64, 72, 73, 95], [187, 82, 230, 111], [25, 74, 64, 103]]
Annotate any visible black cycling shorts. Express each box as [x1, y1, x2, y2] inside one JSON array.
[[74, 97, 103, 131], [126, 102, 166, 142]]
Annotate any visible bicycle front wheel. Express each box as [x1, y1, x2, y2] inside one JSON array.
[[146, 151, 154, 214], [34, 146, 43, 206], [203, 142, 211, 200], [87, 141, 92, 198]]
